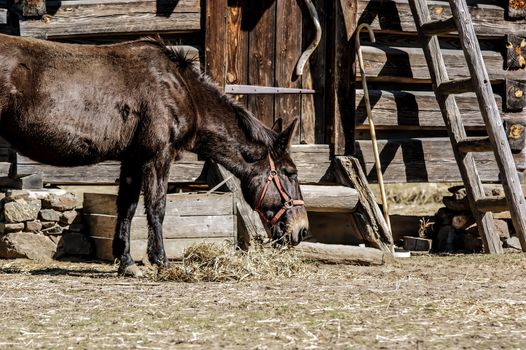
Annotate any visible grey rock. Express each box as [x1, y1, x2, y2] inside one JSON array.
[[4, 199, 41, 223], [0, 222, 25, 234], [0, 232, 56, 260], [25, 220, 42, 233], [63, 232, 92, 256], [41, 221, 56, 229], [42, 224, 63, 236], [42, 193, 77, 211], [39, 209, 61, 222], [4, 190, 30, 203], [504, 236, 522, 250], [60, 210, 79, 225]]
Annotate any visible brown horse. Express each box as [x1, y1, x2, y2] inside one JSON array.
[[0, 34, 309, 276]]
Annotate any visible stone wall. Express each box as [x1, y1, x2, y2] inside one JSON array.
[[0, 190, 92, 260]]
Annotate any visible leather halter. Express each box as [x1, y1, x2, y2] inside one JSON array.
[[255, 155, 305, 226]]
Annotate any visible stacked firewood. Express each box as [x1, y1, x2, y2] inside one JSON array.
[[0, 190, 91, 260], [431, 185, 522, 253]]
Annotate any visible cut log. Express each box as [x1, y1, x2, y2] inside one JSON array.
[[357, 0, 526, 37], [302, 185, 359, 213], [334, 156, 393, 252], [297, 242, 392, 265], [15, 0, 201, 39]]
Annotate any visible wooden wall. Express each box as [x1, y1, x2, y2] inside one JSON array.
[[205, 0, 341, 146], [354, 0, 526, 183]]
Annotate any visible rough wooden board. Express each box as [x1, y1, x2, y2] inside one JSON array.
[[357, 0, 526, 37], [302, 185, 359, 213], [87, 213, 235, 240], [297, 242, 390, 266], [355, 90, 501, 129], [225, 2, 248, 106], [92, 237, 234, 261], [359, 45, 525, 83], [355, 138, 525, 183], [17, 0, 200, 38], [205, 0, 227, 84], [247, 0, 276, 128], [83, 192, 234, 217], [334, 156, 393, 252]]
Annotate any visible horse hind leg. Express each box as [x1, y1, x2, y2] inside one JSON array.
[[142, 154, 171, 268], [113, 161, 143, 277]]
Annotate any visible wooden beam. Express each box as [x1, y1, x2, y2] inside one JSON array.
[[358, 45, 524, 83], [355, 138, 526, 183], [357, 0, 526, 37], [16, 0, 200, 38], [302, 185, 359, 213], [297, 242, 391, 265], [334, 156, 393, 252]]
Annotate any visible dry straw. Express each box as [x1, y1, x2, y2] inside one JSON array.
[[157, 242, 308, 282]]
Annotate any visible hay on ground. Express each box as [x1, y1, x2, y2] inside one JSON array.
[[158, 242, 308, 282]]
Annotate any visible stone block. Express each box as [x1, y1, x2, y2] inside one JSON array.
[[0, 232, 56, 260], [60, 210, 79, 226], [0, 222, 25, 234], [42, 193, 77, 211], [25, 220, 42, 233], [4, 199, 41, 223], [42, 224, 63, 236], [504, 236, 522, 250], [39, 209, 61, 222], [41, 221, 56, 229]]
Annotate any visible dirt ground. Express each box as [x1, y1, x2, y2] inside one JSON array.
[[2, 253, 526, 349]]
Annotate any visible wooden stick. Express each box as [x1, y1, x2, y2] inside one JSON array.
[[355, 23, 392, 233], [297, 242, 393, 265]]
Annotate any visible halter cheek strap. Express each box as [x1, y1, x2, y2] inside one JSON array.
[[255, 155, 305, 226]]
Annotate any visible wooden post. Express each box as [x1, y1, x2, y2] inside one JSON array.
[[334, 156, 393, 252], [205, 0, 227, 85]]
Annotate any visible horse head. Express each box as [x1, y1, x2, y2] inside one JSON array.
[[242, 118, 310, 245]]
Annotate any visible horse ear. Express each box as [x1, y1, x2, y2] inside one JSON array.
[[271, 118, 283, 133], [274, 119, 298, 154]]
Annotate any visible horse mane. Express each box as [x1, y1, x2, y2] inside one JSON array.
[[137, 36, 278, 148]]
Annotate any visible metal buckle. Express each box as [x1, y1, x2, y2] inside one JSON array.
[[284, 199, 294, 209], [270, 170, 278, 177]]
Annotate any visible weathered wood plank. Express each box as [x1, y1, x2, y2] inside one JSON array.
[[247, 0, 275, 127], [17, 0, 200, 38], [334, 156, 393, 252], [355, 138, 525, 183], [92, 237, 234, 261], [225, 1, 248, 106], [359, 45, 525, 83], [355, 90, 502, 129], [87, 213, 235, 240], [275, 0, 302, 143], [83, 192, 234, 217], [297, 242, 390, 265], [358, 0, 526, 37], [205, 0, 227, 84], [300, 0, 326, 144], [302, 185, 359, 213]]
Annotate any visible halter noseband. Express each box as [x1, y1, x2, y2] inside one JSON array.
[[255, 155, 305, 226]]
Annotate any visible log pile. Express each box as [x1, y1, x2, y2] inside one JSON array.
[[0, 190, 91, 260], [429, 185, 522, 253]]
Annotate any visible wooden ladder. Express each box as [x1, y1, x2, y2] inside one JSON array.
[[407, 0, 526, 253]]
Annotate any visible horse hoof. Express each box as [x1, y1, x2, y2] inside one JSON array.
[[118, 264, 144, 278]]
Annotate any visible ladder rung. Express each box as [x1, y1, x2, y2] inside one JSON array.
[[420, 17, 457, 36], [476, 196, 508, 213], [436, 78, 473, 95], [457, 137, 492, 153]]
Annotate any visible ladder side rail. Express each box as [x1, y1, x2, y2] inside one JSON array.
[[408, 0, 502, 253], [449, 0, 526, 251]]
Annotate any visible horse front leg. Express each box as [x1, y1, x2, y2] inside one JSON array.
[[143, 155, 171, 268], [113, 161, 143, 277]]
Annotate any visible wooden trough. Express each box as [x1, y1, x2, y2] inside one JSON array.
[[84, 192, 236, 262]]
